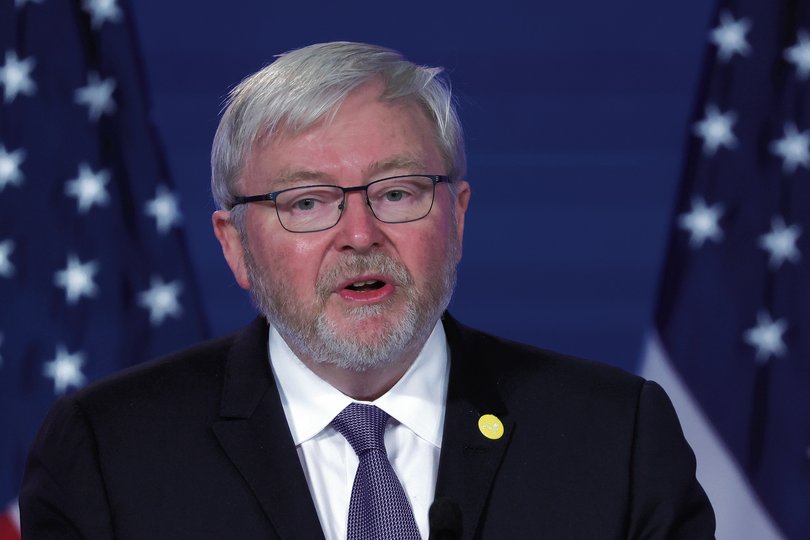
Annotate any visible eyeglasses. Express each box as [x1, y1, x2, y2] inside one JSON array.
[[231, 174, 451, 233]]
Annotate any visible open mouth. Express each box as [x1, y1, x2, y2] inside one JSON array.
[[345, 280, 386, 292], [336, 274, 394, 303]]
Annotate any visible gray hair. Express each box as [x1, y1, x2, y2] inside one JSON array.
[[210, 41, 466, 210]]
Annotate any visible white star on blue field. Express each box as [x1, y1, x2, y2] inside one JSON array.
[[678, 196, 725, 249], [138, 276, 184, 325]]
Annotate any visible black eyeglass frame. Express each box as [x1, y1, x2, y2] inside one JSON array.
[[230, 174, 452, 233]]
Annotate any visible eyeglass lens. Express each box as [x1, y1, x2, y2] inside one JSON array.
[[274, 175, 436, 232]]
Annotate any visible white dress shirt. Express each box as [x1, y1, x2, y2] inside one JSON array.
[[268, 322, 450, 540]]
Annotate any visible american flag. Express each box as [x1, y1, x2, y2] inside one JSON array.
[[641, 1, 810, 539], [0, 1, 209, 537]]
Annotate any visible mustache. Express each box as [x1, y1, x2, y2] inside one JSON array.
[[315, 252, 413, 298]]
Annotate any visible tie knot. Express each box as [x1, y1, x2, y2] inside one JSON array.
[[331, 403, 390, 455]]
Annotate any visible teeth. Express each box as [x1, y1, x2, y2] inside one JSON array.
[[351, 280, 377, 287]]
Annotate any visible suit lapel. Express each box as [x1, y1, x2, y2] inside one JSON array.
[[210, 315, 512, 539], [212, 319, 325, 540], [436, 315, 514, 540]]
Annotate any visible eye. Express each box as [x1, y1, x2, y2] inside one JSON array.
[[277, 186, 341, 214], [383, 189, 408, 202], [292, 197, 318, 211]]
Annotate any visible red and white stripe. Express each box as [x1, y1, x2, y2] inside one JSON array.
[[0, 500, 20, 540], [640, 331, 785, 540]]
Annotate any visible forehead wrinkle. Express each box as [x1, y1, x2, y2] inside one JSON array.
[[269, 168, 337, 190], [364, 155, 430, 179], [268, 154, 431, 191]]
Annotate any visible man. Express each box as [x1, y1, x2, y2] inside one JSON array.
[[20, 42, 715, 539]]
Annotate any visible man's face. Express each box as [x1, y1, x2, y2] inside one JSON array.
[[214, 81, 470, 371]]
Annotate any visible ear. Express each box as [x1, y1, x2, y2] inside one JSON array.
[[452, 180, 471, 262], [212, 210, 251, 290]]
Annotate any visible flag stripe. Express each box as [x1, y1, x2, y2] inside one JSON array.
[[0, 501, 19, 540], [641, 333, 784, 540]]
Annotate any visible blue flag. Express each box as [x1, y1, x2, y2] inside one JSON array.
[[641, 1, 810, 539], [0, 0, 209, 534]]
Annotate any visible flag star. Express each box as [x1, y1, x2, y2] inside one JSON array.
[[43, 345, 87, 394], [0, 144, 25, 192], [0, 239, 15, 278], [0, 50, 36, 103], [744, 311, 788, 364], [138, 277, 183, 325], [81, 0, 122, 29], [785, 30, 810, 80], [65, 163, 110, 213], [144, 186, 182, 234], [74, 73, 116, 121], [677, 196, 725, 248], [758, 216, 802, 269], [54, 255, 99, 304], [710, 11, 752, 62], [770, 123, 810, 174], [693, 105, 738, 155]]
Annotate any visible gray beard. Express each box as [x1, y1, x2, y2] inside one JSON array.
[[242, 244, 457, 372]]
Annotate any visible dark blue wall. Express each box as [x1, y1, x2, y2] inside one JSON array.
[[131, 1, 715, 372]]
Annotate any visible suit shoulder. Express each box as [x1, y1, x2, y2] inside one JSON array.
[[63, 323, 259, 420], [445, 316, 646, 402]]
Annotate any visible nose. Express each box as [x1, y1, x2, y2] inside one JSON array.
[[332, 190, 384, 252]]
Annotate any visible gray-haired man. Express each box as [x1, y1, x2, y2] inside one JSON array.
[[22, 42, 715, 539]]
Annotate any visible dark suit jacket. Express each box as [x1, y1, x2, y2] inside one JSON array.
[[20, 315, 715, 539]]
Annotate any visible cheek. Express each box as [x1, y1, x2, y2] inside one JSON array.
[[393, 222, 453, 279], [291, 237, 319, 256], [251, 229, 329, 286], [287, 240, 325, 283]]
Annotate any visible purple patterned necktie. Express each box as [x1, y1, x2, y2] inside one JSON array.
[[331, 403, 421, 539]]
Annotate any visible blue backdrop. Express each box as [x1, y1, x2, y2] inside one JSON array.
[[128, 1, 715, 372], [10, 3, 810, 536]]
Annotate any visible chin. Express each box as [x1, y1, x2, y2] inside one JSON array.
[[311, 304, 420, 371], [330, 296, 406, 329], [332, 311, 408, 349]]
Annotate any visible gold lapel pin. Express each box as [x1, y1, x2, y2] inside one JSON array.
[[478, 414, 504, 440]]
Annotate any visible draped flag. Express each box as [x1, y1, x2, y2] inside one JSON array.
[[641, 1, 810, 539], [0, 1, 209, 536]]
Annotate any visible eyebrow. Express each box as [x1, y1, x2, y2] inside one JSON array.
[[269, 154, 430, 191], [366, 155, 429, 177], [270, 170, 332, 189]]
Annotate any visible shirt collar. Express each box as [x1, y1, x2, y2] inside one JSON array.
[[268, 321, 449, 449]]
